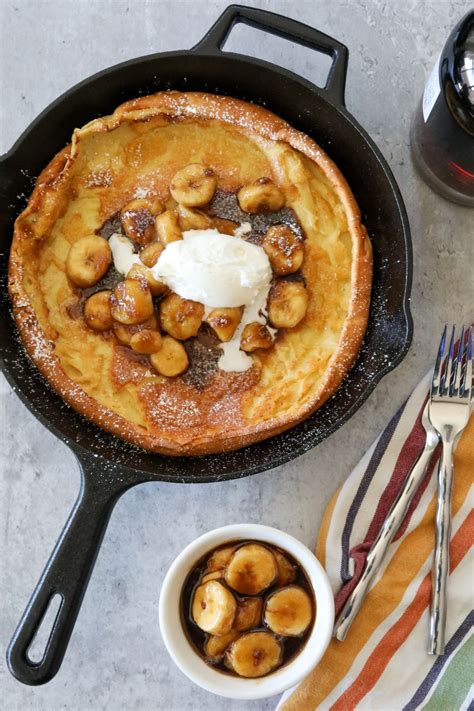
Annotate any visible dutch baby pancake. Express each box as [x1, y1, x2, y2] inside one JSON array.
[[8, 91, 372, 455]]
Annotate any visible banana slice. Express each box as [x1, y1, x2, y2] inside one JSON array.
[[225, 543, 277, 595], [66, 235, 112, 288], [130, 329, 162, 354], [234, 597, 263, 632], [225, 631, 282, 678], [207, 545, 237, 573], [204, 630, 240, 663], [177, 205, 212, 231], [274, 551, 297, 587], [127, 263, 168, 296], [150, 336, 189, 377], [191, 581, 237, 636], [262, 225, 304, 275], [211, 216, 238, 235], [140, 241, 164, 268], [201, 571, 223, 584], [112, 314, 158, 345], [207, 307, 243, 342], [264, 585, 313, 637], [155, 210, 182, 245], [110, 278, 154, 325], [170, 163, 217, 207], [120, 198, 163, 245], [267, 280, 308, 329], [160, 293, 204, 340], [83, 290, 113, 331], [237, 178, 285, 213], [240, 323, 274, 352]]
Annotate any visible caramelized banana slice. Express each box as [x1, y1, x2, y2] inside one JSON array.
[[110, 278, 154, 325], [274, 551, 297, 587], [140, 241, 164, 268], [207, 307, 243, 342], [225, 631, 282, 678], [83, 290, 113, 331], [150, 336, 189, 377], [262, 225, 304, 275], [155, 210, 182, 245], [170, 163, 217, 207], [135, 196, 163, 214], [237, 178, 285, 213], [264, 585, 313, 637], [204, 630, 240, 663], [267, 280, 309, 329], [177, 205, 212, 231], [112, 314, 158, 345], [201, 571, 224, 584], [160, 293, 204, 340], [240, 323, 274, 352], [192, 581, 237, 636], [225, 543, 277, 595], [207, 545, 238, 573], [127, 263, 167, 296], [130, 329, 162, 354], [211, 216, 238, 235], [120, 198, 163, 245], [235, 597, 263, 632], [66, 235, 112, 287]]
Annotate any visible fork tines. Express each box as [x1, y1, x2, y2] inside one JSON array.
[[431, 325, 473, 399]]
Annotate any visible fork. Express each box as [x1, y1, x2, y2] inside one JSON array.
[[428, 325, 473, 655], [333, 399, 439, 641]]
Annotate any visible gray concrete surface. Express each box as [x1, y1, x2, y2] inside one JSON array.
[[0, 0, 472, 709]]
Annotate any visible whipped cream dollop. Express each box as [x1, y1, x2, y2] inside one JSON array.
[[152, 230, 271, 308], [109, 228, 274, 372], [109, 233, 142, 275]]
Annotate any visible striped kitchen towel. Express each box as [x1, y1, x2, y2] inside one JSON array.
[[278, 372, 473, 711]]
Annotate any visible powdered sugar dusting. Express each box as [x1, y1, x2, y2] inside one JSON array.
[[84, 170, 113, 188], [134, 186, 151, 199], [142, 386, 203, 430], [29, 326, 54, 362]]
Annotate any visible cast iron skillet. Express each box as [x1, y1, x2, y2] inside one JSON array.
[[0, 5, 412, 686]]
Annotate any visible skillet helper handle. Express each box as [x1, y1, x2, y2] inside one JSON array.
[[194, 4, 348, 106], [7, 463, 121, 685]]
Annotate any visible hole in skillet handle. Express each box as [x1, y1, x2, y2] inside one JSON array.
[[26, 594, 63, 665], [223, 24, 333, 90], [192, 4, 348, 107]]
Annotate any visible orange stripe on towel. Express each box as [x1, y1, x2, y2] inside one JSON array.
[[330, 510, 474, 711], [280, 419, 473, 711], [316, 488, 340, 569]]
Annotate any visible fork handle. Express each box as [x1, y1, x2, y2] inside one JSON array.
[[334, 438, 437, 641], [429, 438, 455, 655]]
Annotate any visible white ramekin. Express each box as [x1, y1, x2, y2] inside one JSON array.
[[159, 523, 334, 700]]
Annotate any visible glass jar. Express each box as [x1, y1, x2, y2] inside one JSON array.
[[410, 11, 474, 207]]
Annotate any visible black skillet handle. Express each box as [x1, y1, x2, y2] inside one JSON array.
[[6, 454, 128, 685], [194, 4, 348, 106]]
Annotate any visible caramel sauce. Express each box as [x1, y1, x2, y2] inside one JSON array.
[[76, 196, 304, 389]]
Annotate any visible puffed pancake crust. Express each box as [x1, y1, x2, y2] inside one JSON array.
[[8, 92, 372, 456]]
